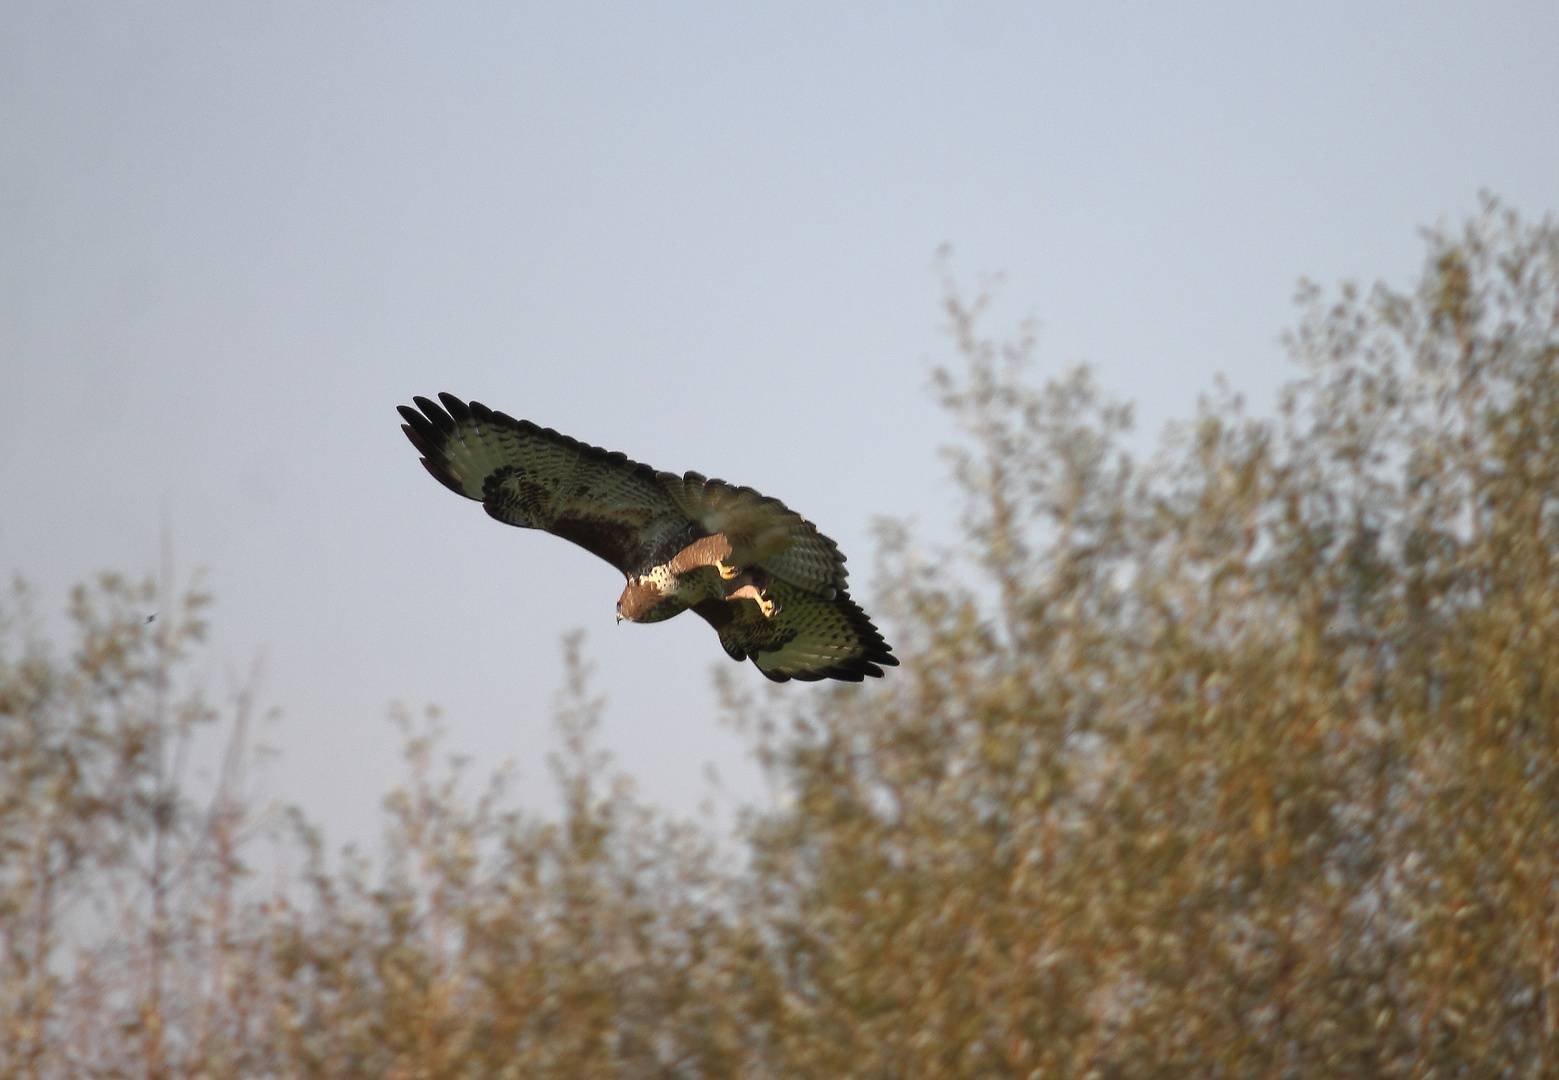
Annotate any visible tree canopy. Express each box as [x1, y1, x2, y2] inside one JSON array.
[[4, 198, 1559, 1077]]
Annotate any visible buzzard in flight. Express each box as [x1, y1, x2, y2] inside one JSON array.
[[398, 394, 897, 682]]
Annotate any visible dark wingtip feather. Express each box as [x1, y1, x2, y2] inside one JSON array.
[[399, 406, 441, 447], [401, 423, 436, 459], [437, 393, 473, 423], [412, 395, 456, 433], [468, 399, 497, 424]]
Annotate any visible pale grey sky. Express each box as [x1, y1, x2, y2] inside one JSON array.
[[3, 2, 1556, 840]]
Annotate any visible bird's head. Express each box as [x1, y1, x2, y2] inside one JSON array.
[[616, 577, 652, 623], [617, 575, 685, 625]]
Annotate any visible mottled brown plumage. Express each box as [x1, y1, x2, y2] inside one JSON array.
[[398, 394, 897, 682]]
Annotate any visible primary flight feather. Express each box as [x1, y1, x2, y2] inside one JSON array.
[[398, 394, 897, 682]]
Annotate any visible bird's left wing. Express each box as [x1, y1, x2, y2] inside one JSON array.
[[399, 394, 700, 577], [693, 580, 898, 682]]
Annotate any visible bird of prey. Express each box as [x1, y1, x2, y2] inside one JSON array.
[[398, 394, 898, 682]]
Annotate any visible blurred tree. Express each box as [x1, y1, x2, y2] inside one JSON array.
[[730, 197, 1559, 1078], [267, 633, 759, 1080], [3, 198, 1556, 1078], [0, 569, 276, 1079]]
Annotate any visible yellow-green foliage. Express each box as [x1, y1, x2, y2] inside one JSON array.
[[3, 199, 1557, 1077]]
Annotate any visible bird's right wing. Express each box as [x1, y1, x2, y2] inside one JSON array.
[[398, 394, 701, 577]]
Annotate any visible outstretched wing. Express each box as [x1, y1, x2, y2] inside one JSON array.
[[660, 472, 849, 597], [693, 580, 898, 683], [398, 394, 701, 577]]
